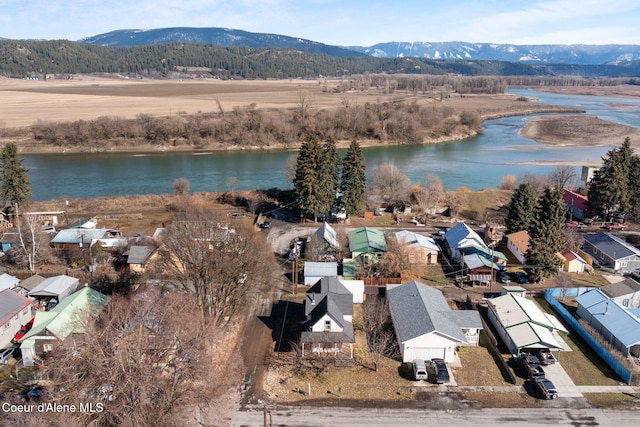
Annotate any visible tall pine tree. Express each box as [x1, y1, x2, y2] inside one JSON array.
[[318, 138, 340, 214], [505, 183, 537, 234], [588, 137, 635, 221], [340, 140, 367, 217], [0, 143, 31, 209], [294, 136, 323, 221], [525, 187, 566, 282]]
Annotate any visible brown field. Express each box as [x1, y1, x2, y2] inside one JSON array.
[[0, 75, 570, 130]]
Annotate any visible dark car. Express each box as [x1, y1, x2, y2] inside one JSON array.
[[533, 377, 558, 399], [19, 386, 43, 401], [514, 272, 528, 284], [429, 358, 450, 384], [518, 353, 545, 379]]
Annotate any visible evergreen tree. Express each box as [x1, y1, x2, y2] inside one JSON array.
[[525, 187, 566, 282], [340, 140, 367, 216], [293, 136, 323, 221], [588, 138, 634, 221], [318, 138, 340, 214], [505, 183, 537, 234], [0, 143, 31, 208]]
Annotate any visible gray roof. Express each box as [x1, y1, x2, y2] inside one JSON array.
[[387, 281, 482, 344], [601, 278, 640, 299], [0, 289, 31, 325], [0, 273, 19, 291], [18, 274, 46, 292], [305, 294, 355, 343], [583, 232, 640, 260], [306, 277, 353, 316], [127, 245, 155, 265]]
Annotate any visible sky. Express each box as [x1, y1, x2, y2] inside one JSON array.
[[1, 0, 640, 46]]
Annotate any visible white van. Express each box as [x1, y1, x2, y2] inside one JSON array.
[[413, 359, 428, 381]]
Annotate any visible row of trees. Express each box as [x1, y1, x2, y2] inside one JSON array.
[[294, 138, 366, 220], [28, 96, 481, 149]]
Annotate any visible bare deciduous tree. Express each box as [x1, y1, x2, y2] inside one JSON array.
[[549, 165, 578, 190], [39, 290, 243, 427], [172, 177, 190, 196], [155, 199, 278, 323], [362, 298, 399, 371], [11, 205, 52, 271], [226, 176, 238, 193], [563, 228, 585, 253], [369, 163, 411, 203]]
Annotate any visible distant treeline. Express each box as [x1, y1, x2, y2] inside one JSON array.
[[28, 97, 482, 149], [2, 40, 640, 79]]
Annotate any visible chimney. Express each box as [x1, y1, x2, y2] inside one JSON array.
[[605, 301, 608, 315]]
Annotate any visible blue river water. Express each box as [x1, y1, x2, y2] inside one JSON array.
[[22, 88, 640, 201]]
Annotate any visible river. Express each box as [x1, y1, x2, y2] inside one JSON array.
[[22, 89, 640, 201]]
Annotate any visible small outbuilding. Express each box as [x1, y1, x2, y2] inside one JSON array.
[[28, 275, 79, 307]]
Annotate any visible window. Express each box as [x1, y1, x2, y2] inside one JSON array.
[[43, 344, 53, 353], [22, 309, 28, 316], [324, 320, 331, 332]]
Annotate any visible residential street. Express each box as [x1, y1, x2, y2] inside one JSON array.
[[230, 405, 640, 426]]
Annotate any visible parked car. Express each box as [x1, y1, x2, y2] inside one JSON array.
[[259, 221, 270, 229], [12, 317, 35, 343], [412, 359, 428, 381], [533, 377, 558, 399], [518, 353, 545, 379], [604, 222, 627, 230], [19, 386, 44, 401], [566, 221, 587, 229], [0, 347, 15, 365], [497, 271, 511, 283], [428, 358, 450, 384], [533, 348, 556, 365], [514, 271, 528, 284]]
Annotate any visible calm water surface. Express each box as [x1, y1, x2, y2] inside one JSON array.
[[23, 89, 640, 201]]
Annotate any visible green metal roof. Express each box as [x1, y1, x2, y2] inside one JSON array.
[[348, 227, 387, 254], [22, 287, 106, 342]]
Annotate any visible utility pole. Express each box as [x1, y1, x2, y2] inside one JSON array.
[[293, 254, 298, 295]]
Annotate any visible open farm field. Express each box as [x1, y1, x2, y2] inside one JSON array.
[[0, 75, 571, 130]]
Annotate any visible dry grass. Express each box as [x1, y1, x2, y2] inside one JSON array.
[[583, 393, 640, 410], [453, 345, 513, 387], [459, 391, 544, 408]]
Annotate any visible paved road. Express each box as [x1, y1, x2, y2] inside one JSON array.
[[230, 405, 640, 426]]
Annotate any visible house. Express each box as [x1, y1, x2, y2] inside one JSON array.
[[487, 293, 568, 356], [581, 232, 640, 273], [315, 222, 340, 250], [394, 230, 440, 264], [575, 288, 640, 357], [387, 281, 483, 363], [348, 227, 387, 265], [0, 289, 33, 348], [558, 250, 590, 273], [443, 222, 487, 262], [15, 275, 46, 296], [301, 277, 354, 358], [28, 275, 79, 309], [506, 230, 530, 265], [600, 278, 640, 309], [20, 287, 107, 366], [51, 228, 126, 250], [563, 189, 589, 220], [126, 245, 158, 273], [459, 245, 508, 284], [0, 273, 20, 292], [0, 232, 19, 252], [303, 262, 338, 285]]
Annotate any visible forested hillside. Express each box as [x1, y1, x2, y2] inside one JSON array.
[[2, 40, 640, 79]]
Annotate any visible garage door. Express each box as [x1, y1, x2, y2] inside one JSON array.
[[412, 348, 446, 361]]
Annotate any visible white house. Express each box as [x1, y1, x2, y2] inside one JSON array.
[[387, 281, 483, 363], [444, 222, 487, 262], [394, 230, 440, 265], [301, 277, 354, 358], [0, 289, 33, 348], [506, 230, 530, 265]]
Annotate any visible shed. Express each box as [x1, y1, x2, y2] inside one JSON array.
[[501, 285, 527, 298], [387, 280, 482, 363], [558, 250, 590, 273], [315, 222, 340, 250], [28, 275, 79, 302], [303, 262, 338, 285], [487, 293, 568, 356]]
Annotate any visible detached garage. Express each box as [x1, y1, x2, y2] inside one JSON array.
[[387, 281, 483, 364]]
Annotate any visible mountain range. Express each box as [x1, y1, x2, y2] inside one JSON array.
[[75, 27, 640, 66]]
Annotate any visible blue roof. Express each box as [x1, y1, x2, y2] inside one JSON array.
[[575, 288, 640, 348]]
